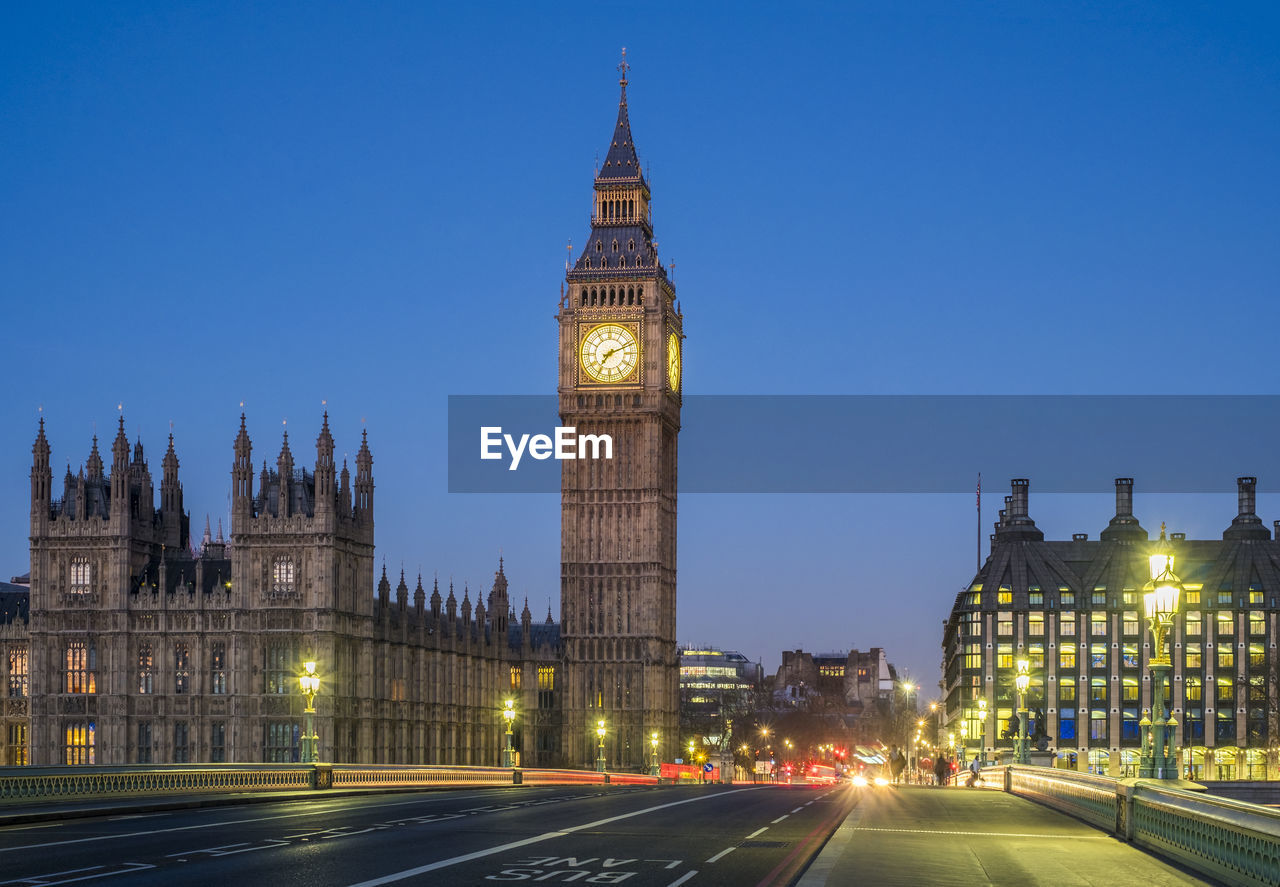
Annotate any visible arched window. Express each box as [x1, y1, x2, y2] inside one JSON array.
[[137, 645, 153, 694], [174, 643, 190, 694], [272, 557, 295, 594], [581, 289, 587, 306], [627, 287, 635, 305], [596, 240, 602, 252], [636, 286, 643, 303]]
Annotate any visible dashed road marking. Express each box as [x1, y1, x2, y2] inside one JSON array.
[[706, 846, 736, 863], [667, 871, 698, 887], [771, 815, 788, 823], [745, 827, 769, 839]]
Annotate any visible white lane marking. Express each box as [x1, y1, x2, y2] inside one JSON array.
[[852, 826, 1111, 839], [744, 826, 768, 839], [345, 789, 758, 886], [667, 872, 698, 887], [771, 815, 788, 823], [705, 846, 736, 863], [0, 789, 519, 853], [790, 807, 803, 814], [804, 800, 814, 806], [1, 862, 157, 886], [164, 843, 248, 857]]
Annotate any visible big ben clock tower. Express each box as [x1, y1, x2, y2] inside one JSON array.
[[559, 52, 682, 771]]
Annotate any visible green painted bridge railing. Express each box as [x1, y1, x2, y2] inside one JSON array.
[[0, 764, 657, 804], [978, 764, 1280, 887]]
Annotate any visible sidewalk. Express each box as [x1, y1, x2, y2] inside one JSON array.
[[797, 785, 1220, 886]]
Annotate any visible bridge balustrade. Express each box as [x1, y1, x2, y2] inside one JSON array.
[[977, 764, 1280, 887], [0, 764, 657, 804]]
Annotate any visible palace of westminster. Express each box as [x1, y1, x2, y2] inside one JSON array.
[[0, 60, 683, 770]]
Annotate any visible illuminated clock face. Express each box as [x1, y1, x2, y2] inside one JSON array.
[[580, 323, 639, 383], [667, 331, 681, 391]]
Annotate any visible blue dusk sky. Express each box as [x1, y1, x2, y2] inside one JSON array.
[[3, 2, 1279, 690]]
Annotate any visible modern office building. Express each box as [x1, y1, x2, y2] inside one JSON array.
[[679, 647, 760, 744], [941, 477, 1280, 779]]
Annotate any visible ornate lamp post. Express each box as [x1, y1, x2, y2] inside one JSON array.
[[502, 699, 516, 768], [650, 732, 660, 777], [1014, 657, 1031, 765], [1139, 525, 1182, 779], [299, 661, 319, 764], [958, 719, 968, 764], [595, 719, 607, 772]]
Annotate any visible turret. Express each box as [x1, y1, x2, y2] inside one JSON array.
[[314, 412, 335, 518], [414, 575, 425, 619], [110, 415, 129, 518], [86, 436, 104, 484], [488, 556, 510, 636], [30, 418, 51, 528], [161, 433, 183, 548], [354, 428, 373, 521], [131, 438, 154, 521], [276, 428, 294, 518], [430, 577, 442, 620], [339, 458, 351, 516], [396, 571, 408, 612], [232, 413, 254, 521]]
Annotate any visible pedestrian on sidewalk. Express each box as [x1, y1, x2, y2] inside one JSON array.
[[933, 753, 949, 786]]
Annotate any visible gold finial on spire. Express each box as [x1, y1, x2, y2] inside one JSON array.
[[618, 47, 629, 83]]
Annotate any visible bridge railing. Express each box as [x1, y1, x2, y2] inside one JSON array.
[[0, 764, 657, 804], [985, 764, 1280, 887]]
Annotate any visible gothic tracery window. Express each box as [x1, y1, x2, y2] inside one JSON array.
[[272, 557, 295, 594], [137, 645, 154, 694], [174, 643, 190, 694], [65, 640, 96, 694], [70, 557, 92, 594]]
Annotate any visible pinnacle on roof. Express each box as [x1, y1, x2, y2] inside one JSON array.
[[112, 414, 129, 462], [33, 417, 49, 462], [597, 48, 644, 184], [86, 435, 103, 479]]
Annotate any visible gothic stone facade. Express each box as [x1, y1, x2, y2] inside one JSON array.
[[8, 414, 561, 767], [0, 66, 679, 771]]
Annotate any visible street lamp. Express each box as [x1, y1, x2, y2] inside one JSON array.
[[651, 732, 660, 777], [1014, 657, 1031, 765], [1139, 525, 1182, 780], [502, 699, 516, 768], [596, 719, 607, 772], [299, 661, 319, 764]]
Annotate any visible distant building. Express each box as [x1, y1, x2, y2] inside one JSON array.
[[679, 647, 760, 746], [942, 477, 1280, 780], [772, 648, 896, 714]]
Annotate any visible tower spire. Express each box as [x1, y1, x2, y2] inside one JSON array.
[[618, 46, 629, 103]]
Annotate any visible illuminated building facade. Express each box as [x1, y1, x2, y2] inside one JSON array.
[[942, 477, 1280, 779]]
